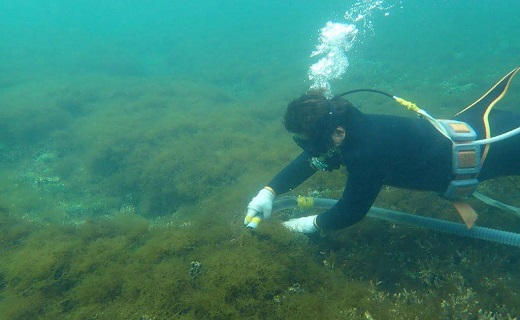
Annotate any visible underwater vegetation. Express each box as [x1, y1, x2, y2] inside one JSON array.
[[1, 191, 520, 319], [1, 0, 520, 317], [1, 64, 520, 319]]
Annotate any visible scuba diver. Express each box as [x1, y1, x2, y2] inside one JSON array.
[[244, 67, 520, 233]]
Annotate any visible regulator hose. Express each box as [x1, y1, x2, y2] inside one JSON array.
[[273, 196, 520, 247], [337, 88, 394, 98]]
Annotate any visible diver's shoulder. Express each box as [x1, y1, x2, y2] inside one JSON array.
[[364, 113, 416, 127]]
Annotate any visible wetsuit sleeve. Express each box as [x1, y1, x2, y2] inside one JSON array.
[[267, 151, 317, 195], [315, 169, 383, 230]]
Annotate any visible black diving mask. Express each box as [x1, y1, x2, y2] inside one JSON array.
[[292, 136, 328, 155], [292, 135, 341, 172]]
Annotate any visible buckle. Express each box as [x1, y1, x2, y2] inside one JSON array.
[[444, 179, 479, 199], [452, 144, 481, 175]]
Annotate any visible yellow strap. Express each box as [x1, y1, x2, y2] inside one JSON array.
[[297, 196, 314, 209], [244, 215, 261, 224], [250, 217, 261, 224]]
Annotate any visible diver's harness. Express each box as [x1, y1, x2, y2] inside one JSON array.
[[437, 120, 480, 200], [435, 119, 481, 228], [334, 68, 520, 227]]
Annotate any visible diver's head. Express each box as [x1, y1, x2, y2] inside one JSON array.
[[284, 89, 351, 155]]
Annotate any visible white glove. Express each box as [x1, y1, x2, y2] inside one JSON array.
[[244, 188, 275, 228], [283, 215, 319, 234]]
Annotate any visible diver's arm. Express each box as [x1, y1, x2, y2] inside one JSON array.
[[267, 151, 317, 195], [315, 169, 383, 230], [244, 151, 317, 228]]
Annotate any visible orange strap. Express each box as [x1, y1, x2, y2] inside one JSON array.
[[452, 201, 478, 229]]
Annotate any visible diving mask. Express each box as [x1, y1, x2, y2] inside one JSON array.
[[293, 136, 342, 172]]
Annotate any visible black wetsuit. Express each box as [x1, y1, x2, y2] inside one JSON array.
[[267, 106, 520, 230]]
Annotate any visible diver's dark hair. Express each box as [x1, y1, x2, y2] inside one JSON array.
[[283, 89, 353, 140]]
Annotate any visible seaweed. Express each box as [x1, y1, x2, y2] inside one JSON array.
[[0, 71, 519, 319]]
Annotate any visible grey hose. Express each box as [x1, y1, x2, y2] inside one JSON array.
[[273, 196, 520, 247]]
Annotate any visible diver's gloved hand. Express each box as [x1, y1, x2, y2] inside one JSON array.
[[282, 215, 319, 234], [244, 187, 275, 228]]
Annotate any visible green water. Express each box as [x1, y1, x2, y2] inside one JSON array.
[[1, 0, 519, 318]]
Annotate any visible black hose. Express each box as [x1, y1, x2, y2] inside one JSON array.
[[337, 88, 394, 99]]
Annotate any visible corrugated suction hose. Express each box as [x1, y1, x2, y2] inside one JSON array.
[[273, 196, 520, 247]]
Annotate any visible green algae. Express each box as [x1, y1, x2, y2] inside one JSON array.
[[0, 73, 519, 319], [1, 205, 519, 319]]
